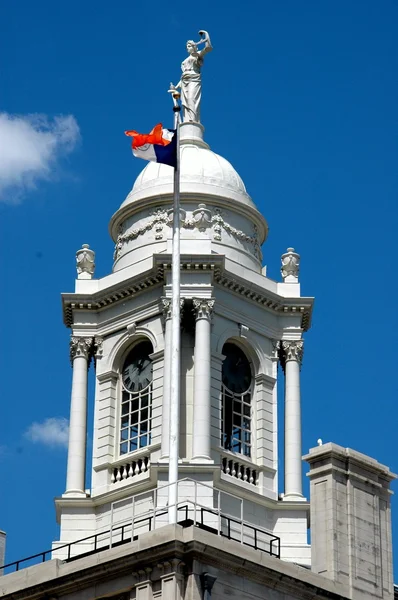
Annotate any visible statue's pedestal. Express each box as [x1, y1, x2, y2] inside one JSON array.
[[179, 121, 209, 149]]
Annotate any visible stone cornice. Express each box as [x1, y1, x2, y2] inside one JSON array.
[[62, 264, 165, 327], [4, 525, 349, 600], [62, 254, 313, 332]]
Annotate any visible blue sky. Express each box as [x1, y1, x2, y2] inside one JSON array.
[[1, 0, 398, 574]]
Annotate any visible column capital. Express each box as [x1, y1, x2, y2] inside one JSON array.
[[161, 297, 185, 323], [161, 297, 172, 321], [271, 340, 280, 360], [93, 337, 103, 368], [69, 336, 93, 363], [193, 298, 215, 320], [280, 340, 304, 370]]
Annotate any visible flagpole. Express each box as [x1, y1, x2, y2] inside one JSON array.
[[168, 97, 181, 523]]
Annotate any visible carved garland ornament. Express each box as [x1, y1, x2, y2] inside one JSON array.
[[113, 208, 171, 260], [114, 204, 262, 262]]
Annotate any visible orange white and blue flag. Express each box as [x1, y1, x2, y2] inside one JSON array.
[[125, 123, 177, 168]]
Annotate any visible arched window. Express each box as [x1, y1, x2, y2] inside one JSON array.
[[120, 340, 153, 455], [221, 342, 252, 458]]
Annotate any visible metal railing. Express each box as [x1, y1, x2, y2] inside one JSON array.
[[1, 479, 280, 574]]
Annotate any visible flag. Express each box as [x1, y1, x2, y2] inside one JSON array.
[[125, 123, 177, 168]]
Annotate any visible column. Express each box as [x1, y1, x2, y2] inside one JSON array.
[[160, 298, 172, 459], [192, 298, 214, 462], [64, 336, 93, 496], [281, 340, 304, 499]]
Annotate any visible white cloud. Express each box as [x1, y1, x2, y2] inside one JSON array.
[[25, 417, 69, 449], [0, 112, 80, 202]]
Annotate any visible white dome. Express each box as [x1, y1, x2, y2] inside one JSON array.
[[125, 143, 254, 206], [119, 122, 256, 211]]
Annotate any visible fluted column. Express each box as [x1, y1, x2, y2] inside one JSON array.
[[160, 298, 172, 459], [281, 340, 304, 499], [192, 298, 214, 462], [65, 336, 93, 496]]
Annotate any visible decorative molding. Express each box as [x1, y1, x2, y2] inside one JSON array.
[[281, 247, 300, 282], [280, 340, 304, 370], [70, 336, 93, 363], [113, 203, 262, 262], [211, 208, 262, 260], [192, 203, 212, 231], [113, 208, 170, 261], [76, 244, 95, 279], [193, 298, 215, 319]]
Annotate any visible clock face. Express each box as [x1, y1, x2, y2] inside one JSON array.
[[122, 341, 153, 392], [222, 343, 252, 394]]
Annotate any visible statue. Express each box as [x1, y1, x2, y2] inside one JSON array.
[[170, 30, 212, 123]]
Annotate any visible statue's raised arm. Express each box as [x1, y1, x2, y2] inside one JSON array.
[[196, 30, 212, 58], [169, 30, 213, 124]]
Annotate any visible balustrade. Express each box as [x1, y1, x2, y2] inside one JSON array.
[[111, 455, 150, 484], [221, 455, 258, 486]]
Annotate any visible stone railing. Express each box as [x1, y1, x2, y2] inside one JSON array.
[[110, 455, 150, 484], [221, 455, 258, 486]]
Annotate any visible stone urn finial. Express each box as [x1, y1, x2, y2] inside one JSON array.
[[76, 243, 95, 279], [281, 247, 300, 283]]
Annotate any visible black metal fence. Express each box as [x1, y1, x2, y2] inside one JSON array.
[[1, 505, 280, 574]]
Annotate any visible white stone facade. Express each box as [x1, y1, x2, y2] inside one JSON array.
[[53, 122, 313, 567]]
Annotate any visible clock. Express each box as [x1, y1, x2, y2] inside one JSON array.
[[122, 341, 153, 392], [222, 343, 251, 394]]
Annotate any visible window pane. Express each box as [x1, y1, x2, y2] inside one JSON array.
[[119, 366, 153, 458], [232, 440, 241, 453], [233, 400, 241, 414], [243, 404, 250, 416], [233, 413, 241, 426]]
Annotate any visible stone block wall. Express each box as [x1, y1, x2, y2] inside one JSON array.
[[304, 443, 396, 600]]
